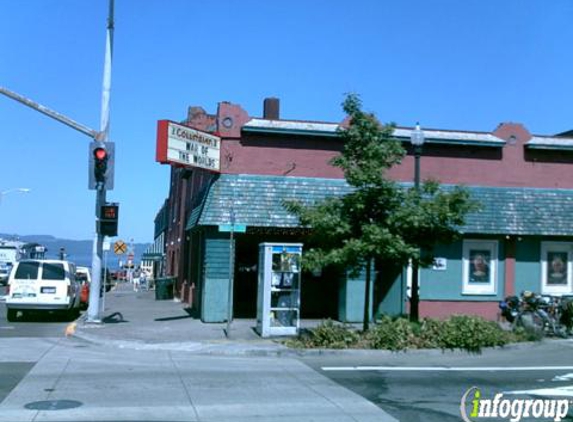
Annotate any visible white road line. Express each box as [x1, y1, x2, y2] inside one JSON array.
[[553, 373, 573, 382], [505, 386, 573, 397], [322, 366, 573, 372]]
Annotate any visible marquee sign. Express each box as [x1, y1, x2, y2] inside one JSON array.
[[156, 120, 221, 172]]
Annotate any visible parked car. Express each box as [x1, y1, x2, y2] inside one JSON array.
[[5, 259, 81, 322], [0, 262, 13, 286], [75, 266, 91, 310]]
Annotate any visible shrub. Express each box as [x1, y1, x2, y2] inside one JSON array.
[[415, 318, 443, 349], [285, 315, 527, 352], [366, 316, 416, 351], [286, 319, 360, 349], [428, 315, 511, 352]]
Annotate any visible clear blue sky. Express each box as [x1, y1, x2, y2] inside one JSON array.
[[1, 0, 572, 242]]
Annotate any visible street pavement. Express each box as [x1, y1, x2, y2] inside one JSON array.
[[0, 337, 398, 422], [0, 282, 399, 421], [5, 282, 573, 421]]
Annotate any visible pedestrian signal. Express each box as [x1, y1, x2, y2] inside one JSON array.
[[98, 203, 119, 237]]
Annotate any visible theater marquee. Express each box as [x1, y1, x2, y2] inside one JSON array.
[[156, 120, 221, 172]]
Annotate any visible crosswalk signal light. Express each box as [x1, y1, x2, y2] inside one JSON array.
[[98, 203, 119, 237], [89, 141, 115, 190]]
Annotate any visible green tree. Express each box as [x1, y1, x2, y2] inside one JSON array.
[[286, 94, 479, 330]]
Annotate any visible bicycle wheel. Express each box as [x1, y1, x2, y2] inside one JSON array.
[[516, 311, 545, 338]]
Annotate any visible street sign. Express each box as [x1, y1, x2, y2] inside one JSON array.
[[218, 224, 247, 233], [103, 241, 111, 251], [114, 240, 127, 255], [142, 253, 163, 261]]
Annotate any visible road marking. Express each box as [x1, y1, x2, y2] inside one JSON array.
[[322, 366, 573, 372], [505, 386, 573, 397], [553, 373, 573, 382], [0, 326, 15, 330]]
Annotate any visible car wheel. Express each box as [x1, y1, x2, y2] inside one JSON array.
[[6, 309, 17, 322], [67, 307, 80, 321]]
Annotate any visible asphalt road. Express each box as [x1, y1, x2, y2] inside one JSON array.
[[300, 341, 573, 421], [0, 285, 76, 338]]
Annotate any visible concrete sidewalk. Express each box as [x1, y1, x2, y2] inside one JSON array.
[[0, 337, 399, 422], [74, 282, 296, 355]]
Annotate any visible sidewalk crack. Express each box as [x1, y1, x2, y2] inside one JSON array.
[[168, 350, 200, 421]]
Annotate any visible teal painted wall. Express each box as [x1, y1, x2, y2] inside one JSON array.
[[201, 229, 231, 322], [420, 239, 505, 301], [338, 266, 374, 322], [376, 265, 405, 317], [515, 238, 541, 294]]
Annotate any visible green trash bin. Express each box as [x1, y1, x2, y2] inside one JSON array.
[[155, 277, 175, 300]]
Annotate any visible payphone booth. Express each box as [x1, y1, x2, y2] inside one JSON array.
[[256, 243, 302, 337]]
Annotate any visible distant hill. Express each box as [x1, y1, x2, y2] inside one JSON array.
[[0, 234, 151, 269]]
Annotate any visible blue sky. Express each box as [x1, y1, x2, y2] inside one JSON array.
[[1, 0, 572, 242]]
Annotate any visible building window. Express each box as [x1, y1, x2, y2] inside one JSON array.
[[541, 242, 572, 295], [462, 240, 498, 295]]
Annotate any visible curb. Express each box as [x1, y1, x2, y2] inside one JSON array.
[[70, 323, 562, 357]]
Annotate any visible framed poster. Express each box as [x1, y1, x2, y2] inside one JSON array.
[[541, 242, 572, 295], [462, 240, 497, 295]]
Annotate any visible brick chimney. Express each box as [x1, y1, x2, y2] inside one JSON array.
[[263, 97, 280, 120]]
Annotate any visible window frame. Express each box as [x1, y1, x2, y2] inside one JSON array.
[[540, 241, 572, 296], [462, 240, 498, 295]]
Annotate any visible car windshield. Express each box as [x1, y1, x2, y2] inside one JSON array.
[[42, 263, 66, 280], [76, 272, 89, 282], [14, 261, 40, 280]]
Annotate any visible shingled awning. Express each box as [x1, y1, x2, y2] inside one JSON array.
[[186, 174, 573, 236]]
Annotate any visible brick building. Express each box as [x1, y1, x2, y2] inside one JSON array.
[[157, 98, 573, 323]]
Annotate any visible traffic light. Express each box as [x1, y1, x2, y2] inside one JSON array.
[[98, 203, 119, 237], [89, 141, 115, 190], [94, 147, 107, 184]]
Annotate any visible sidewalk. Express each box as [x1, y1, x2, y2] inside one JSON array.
[[74, 282, 296, 355], [73, 283, 550, 358]]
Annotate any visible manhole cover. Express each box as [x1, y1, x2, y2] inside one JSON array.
[[24, 400, 82, 410]]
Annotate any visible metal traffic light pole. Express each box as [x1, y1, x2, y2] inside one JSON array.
[[0, 1, 115, 323], [87, 0, 115, 323]]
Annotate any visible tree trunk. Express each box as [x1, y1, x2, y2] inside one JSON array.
[[363, 258, 372, 331], [410, 258, 420, 323]]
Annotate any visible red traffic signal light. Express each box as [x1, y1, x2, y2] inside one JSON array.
[[94, 148, 107, 161], [93, 146, 108, 184]]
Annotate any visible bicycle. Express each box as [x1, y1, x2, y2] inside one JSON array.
[[499, 291, 569, 338]]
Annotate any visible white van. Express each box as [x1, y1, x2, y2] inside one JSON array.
[[6, 259, 81, 322]]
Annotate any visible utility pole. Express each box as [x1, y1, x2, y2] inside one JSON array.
[[87, 0, 115, 323]]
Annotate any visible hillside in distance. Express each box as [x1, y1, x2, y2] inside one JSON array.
[[0, 234, 151, 269]]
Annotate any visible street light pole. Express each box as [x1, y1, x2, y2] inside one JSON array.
[[410, 123, 425, 322]]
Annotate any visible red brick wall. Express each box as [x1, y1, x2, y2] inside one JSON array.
[[420, 301, 501, 320], [220, 135, 344, 178], [388, 123, 573, 189]]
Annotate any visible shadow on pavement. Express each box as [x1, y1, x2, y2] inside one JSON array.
[[102, 312, 127, 324]]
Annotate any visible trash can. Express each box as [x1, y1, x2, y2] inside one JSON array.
[[155, 277, 175, 300]]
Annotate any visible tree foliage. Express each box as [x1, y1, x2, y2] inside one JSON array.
[[285, 94, 480, 328]]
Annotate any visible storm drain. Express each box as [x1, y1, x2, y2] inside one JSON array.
[[25, 400, 83, 411]]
